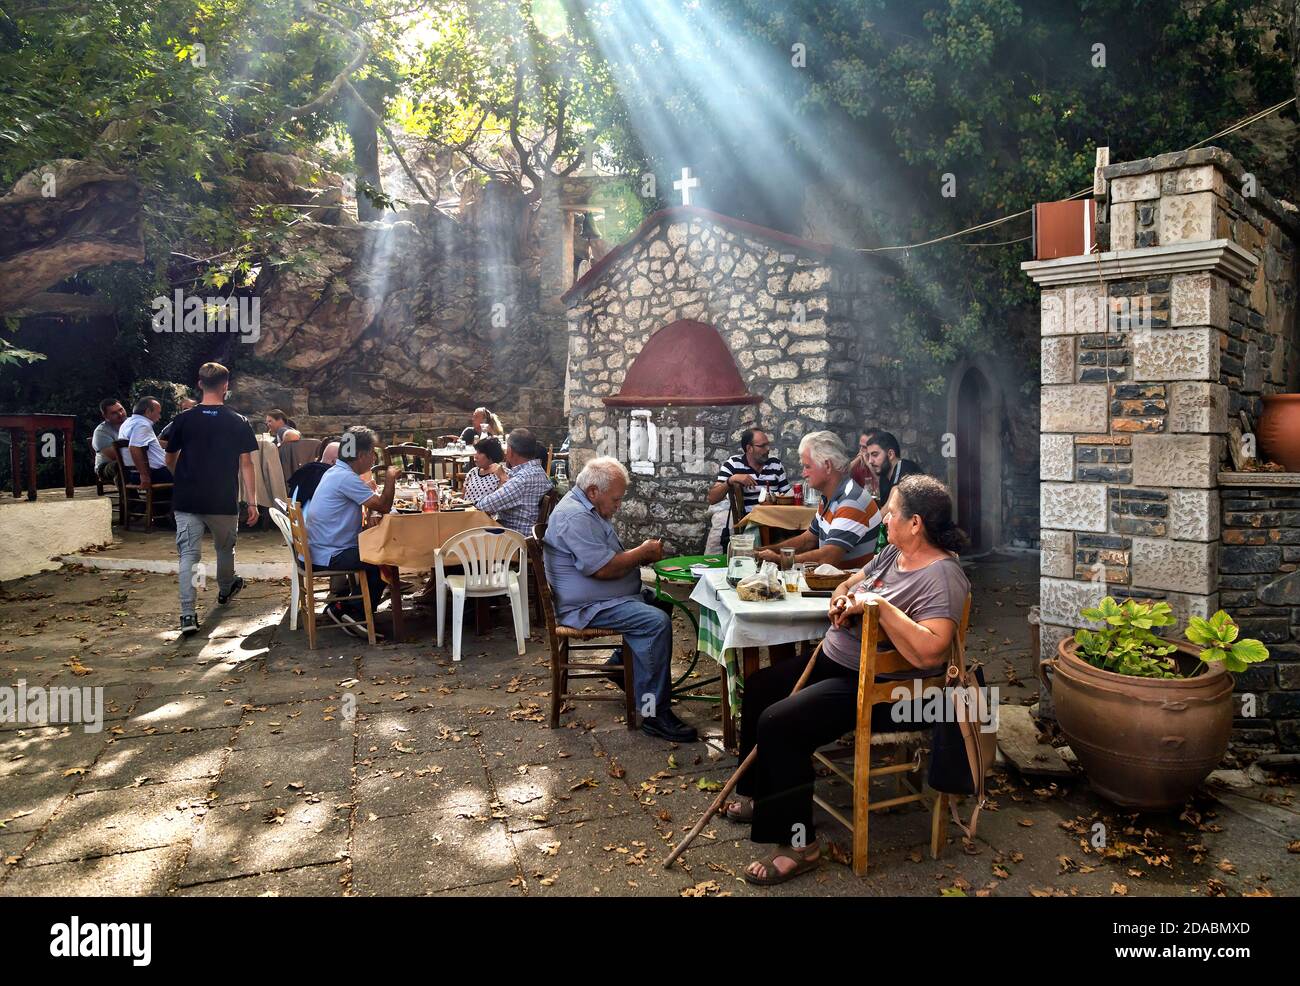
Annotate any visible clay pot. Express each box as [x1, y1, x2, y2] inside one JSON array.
[[1258, 394, 1300, 471], [1047, 638, 1233, 810]]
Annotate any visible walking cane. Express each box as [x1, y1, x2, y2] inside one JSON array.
[[663, 639, 825, 869]]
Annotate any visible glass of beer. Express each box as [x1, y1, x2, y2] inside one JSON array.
[[784, 563, 803, 594]]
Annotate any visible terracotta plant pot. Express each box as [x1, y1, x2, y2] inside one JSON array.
[[1258, 394, 1300, 471], [1047, 638, 1233, 810]]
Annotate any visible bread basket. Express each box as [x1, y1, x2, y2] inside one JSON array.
[[803, 571, 847, 591]]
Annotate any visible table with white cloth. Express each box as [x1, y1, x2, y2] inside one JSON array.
[[689, 568, 832, 748], [238, 437, 289, 509]]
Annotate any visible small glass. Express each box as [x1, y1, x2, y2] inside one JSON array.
[[784, 563, 803, 594], [779, 547, 796, 571]]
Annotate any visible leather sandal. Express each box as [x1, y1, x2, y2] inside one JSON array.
[[723, 797, 753, 823], [743, 844, 820, 886]]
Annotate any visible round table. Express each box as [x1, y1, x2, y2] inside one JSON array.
[[652, 554, 725, 700]]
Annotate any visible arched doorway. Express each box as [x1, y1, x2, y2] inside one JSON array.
[[947, 362, 1004, 553]]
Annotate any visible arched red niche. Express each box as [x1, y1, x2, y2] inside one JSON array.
[[601, 320, 761, 407]]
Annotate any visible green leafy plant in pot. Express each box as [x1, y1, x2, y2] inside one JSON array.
[[1047, 596, 1269, 810]]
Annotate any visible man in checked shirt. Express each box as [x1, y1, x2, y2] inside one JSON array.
[[468, 428, 554, 534]]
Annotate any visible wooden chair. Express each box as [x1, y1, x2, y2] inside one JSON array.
[[527, 489, 563, 627], [536, 487, 561, 525], [545, 445, 570, 479], [727, 484, 747, 530], [275, 501, 378, 648], [385, 443, 433, 480], [527, 523, 635, 730], [812, 595, 973, 876], [112, 439, 173, 531]]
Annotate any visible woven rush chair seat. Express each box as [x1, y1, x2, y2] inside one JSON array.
[[555, 624, 622, 640]]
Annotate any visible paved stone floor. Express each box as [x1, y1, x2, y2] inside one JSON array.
[[0, 544, 1295, 896]]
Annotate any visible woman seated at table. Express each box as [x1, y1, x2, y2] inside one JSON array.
[[458, 406, 504, 444], [463, 436, 508, 500], [722, 474, 970, 886]]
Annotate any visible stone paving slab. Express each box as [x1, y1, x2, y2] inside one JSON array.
[[354, 745, 490, 819], [119, 690, 248, 736], [214, 736, 352, 805], [0, 725, 110, 778], [350, 809, 517, 895], [180, 795, 350, 885], [174, 861, 347, 897], [3, 845, 187, 896], [233, 699, 352, 750], [22, 778, 209, 865], [81, 727, 233, 792], [1, 769, 84, 833]]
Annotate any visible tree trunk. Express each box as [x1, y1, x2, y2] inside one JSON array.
[[344, 89, 384, 223]]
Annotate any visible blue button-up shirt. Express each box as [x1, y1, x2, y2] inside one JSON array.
[[542, 486, 641, 627]]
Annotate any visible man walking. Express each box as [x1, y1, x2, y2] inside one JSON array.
[[164, 363, 259, 637]]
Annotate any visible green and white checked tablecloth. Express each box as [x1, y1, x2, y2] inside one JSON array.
[[689, 570, 832, 722]]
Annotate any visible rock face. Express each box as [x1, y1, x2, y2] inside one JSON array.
[[249, 182, 567, 425], [0, 160, 144, 311]]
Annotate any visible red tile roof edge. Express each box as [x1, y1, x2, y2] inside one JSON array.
[[560, 205, 835, 305]]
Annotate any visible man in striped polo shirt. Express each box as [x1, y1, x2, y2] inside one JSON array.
[[707, 428, 791, 512], [756, 431, 880, 568]]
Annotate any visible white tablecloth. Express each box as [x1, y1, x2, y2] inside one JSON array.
[[688, 569, 831, 651]]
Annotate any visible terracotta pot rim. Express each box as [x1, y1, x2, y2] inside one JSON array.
[[1056, 637, 1232, 689], [1262, 393, 1300, 402]]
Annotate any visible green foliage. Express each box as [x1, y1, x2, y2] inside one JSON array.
[[1184, 610, 1271, 674], [676, 0, 1298, 379], [1074, 596, 1180, 679]]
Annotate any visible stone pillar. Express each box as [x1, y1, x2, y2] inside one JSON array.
[[1024, 151, 1261, 675]]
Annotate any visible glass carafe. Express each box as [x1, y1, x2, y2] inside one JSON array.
[[726, 533, 757, 587]]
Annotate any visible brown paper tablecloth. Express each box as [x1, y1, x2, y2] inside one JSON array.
[[359, 509, 497, 569], [238, 438, 288, 509], [737, 504, 817, 532]]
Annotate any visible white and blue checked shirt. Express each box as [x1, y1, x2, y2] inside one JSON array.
[[470, 458, 553, 534]]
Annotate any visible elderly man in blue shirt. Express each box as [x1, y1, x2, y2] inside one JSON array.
[[542, 456, 698, 742]]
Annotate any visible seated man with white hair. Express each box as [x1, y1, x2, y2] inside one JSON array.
[[542, 456, 698, 743], [755, 430, 880, 569]]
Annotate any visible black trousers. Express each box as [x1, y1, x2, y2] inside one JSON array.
[[736, 652, 900, 845]]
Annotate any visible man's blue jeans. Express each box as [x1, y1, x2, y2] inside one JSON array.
[[175, 511, 238, 617], [584, 589, 673, 719]]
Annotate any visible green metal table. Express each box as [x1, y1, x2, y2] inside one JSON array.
[[652, 554, 725, 701]]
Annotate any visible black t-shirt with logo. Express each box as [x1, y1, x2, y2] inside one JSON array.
[[166, 405, 259, 515]]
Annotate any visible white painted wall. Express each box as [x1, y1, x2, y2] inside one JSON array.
[[0, 498, 113, 583]]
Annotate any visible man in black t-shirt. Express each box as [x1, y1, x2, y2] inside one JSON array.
[[164, 362, 260, 637]]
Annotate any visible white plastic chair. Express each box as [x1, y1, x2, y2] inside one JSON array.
[[268, 505, 301, 631], [435, 527, 528, 661]]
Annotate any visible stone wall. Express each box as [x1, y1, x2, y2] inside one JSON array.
[[565, 210, 843, 550], [565, 208, 1042, 553], [1218, 479, 1300, 751], [1026, 147, 1300, 748]]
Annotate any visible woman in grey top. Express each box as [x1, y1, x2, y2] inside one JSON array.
[[723, 474, 970, 886]]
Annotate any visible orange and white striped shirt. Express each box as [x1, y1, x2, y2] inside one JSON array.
[[810, 475, 880, 564]]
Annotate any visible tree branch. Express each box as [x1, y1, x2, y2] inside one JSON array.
[[271, 1, 370, 127], [343, 80, 442, 209], [509, 64, 544, 197]]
